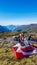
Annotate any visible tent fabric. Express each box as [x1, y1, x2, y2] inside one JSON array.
[[12, 38, 37, 59]]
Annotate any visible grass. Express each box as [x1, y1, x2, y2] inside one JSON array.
[[0, 46, 37, 65]]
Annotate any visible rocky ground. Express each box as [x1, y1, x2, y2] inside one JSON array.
[[0, 36, 18, 47], [0, 36, 37, 47]]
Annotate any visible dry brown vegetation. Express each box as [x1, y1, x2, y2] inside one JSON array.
[[0, 32, 20, 38], [0, 32, 37, 38]]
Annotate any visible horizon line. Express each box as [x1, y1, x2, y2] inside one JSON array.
[[0, 23, 37, 26]]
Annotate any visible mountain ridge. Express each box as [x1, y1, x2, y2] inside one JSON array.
[[0, 24, 37, 32]]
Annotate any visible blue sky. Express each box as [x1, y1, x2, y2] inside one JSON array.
[[0, 0, 37, 25]]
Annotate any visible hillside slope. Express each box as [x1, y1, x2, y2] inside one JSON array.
[[0, 24, 37, 32], [0, 25, 11, 32], [13, 24, 37, 32]]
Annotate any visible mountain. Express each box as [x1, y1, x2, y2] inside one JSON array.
[[0, 25, 11, 32], [0, 24, 37, 33], [7, 25, 17, 32], [0, 25, 18, 32], [13, 24, 37, 32]]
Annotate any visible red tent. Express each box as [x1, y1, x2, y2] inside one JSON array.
[[12, 39, 37, 59]]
